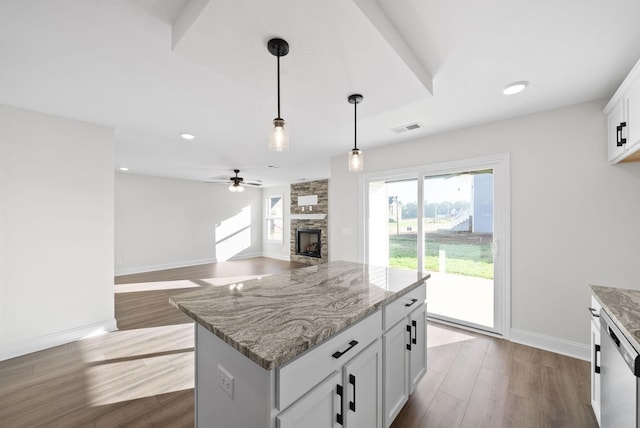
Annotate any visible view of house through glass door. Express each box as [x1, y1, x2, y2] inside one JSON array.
[[423, 170, 494, 330], [366, 158, 506, 335]]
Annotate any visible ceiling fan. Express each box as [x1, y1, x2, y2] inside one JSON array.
[[208, 169, 262, 192]]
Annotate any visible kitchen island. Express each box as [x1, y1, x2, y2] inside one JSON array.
[[170, 260, 429, 428]]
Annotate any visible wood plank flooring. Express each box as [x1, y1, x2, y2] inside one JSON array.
[[0, 258, 597, 427]]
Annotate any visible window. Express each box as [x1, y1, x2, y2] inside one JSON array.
[[266, 194, 284, 242]]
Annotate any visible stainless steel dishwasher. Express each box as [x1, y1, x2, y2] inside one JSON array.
[[600, 309, 640, 427]]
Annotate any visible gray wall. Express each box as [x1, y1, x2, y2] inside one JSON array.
[[329, 99, 640, 357], [115, 173, 264, 275], [0, 105, 115, 359]]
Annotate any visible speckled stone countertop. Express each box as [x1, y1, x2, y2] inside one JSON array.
[[170, 261, 429, 370], [591, 285, 640, 352]]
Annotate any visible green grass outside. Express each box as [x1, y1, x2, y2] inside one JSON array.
[[389, 234, 494, 279]]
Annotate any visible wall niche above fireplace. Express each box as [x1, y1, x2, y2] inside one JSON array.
[[296, 229, 321, 258]]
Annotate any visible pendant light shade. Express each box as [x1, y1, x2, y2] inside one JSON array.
[[348, 94, 363, 172], [268, 38, 290, 152]]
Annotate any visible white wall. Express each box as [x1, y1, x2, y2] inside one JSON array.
[[329, 99, 640, 357], [0, 105, 115, 360], [262, 185, 291, 260], [115, 173, 263, 275]]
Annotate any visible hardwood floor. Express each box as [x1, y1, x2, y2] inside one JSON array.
[[0, 258, 597, 427], [391, 323, 598, 428]]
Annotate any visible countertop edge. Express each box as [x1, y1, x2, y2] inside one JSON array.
[[590, 284, 640, 354]]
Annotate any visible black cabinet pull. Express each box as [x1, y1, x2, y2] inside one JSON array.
[[588, 307, 600, 318], [332, 340, 358, 359], [336, 384, 344, 425], [617, 122, 627, 147], [412, 320, 418, 345], [349, 374, 356, 412], [595, 344, 601, 374], [609, 327, 620, 347], [406, 324, 412, 351], [404, 298, 418, 307]]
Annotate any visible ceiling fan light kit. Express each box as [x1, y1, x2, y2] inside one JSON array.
[[268, 38, 290, 152], [348, 93, 364, 172], [228, 169, 245, 192]]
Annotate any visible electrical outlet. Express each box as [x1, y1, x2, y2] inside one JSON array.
[[217, 365, 234, 398]]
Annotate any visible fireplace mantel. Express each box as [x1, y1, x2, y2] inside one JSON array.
[[289, 214, 326, 220]]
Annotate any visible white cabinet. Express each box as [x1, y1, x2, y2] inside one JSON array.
[[277, 371, 342, 428], [279, 339, 382, 428], [589, 296, 602, 426], [343, 339, 383, 428], [382, 283, 427, 428], [604, 58, 640, 164]]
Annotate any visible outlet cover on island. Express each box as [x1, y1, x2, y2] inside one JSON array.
[[217, 364, 234, 398]]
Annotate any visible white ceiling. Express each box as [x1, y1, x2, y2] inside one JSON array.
[[1, 0, 640, 187]]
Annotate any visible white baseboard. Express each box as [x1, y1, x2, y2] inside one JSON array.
[[510, 328, 590, 361], [115, 257, 217, 276], [0, 318, 118, 362], [261, 253, 291, 261]]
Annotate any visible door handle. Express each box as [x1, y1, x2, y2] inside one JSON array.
[[404, 298, 418, 308], [332, 340, 358, 359], [588, 307, 600, 318], [406, 324, 412, 351], [349, 374, 356, 412], [412, 320, 417, 345], [609, 327, 620, 347], [617, 122, 627, 147], [595, 344, 601, 374], [336, 384, 344, 425]]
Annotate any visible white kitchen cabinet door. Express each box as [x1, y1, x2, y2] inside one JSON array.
[[409, 304, 426, 393], [277, 371, 342, 428], [343, 339, 383, 428], [382, 320, 409, 428], [625, 78, 640, 155]]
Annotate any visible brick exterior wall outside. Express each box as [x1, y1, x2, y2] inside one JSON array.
[[290, 179, 328, 265]]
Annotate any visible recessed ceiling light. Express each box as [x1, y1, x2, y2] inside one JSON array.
[[119, 167, 129, 171], [502, 81, 529, 95], [180, 133, 196, 140]]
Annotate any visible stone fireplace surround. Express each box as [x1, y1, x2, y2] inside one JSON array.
[[290, 179, 328, 265]]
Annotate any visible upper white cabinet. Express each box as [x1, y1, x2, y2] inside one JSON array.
[[604, 58, 640, 164]]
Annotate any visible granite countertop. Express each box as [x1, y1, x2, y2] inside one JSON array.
[[170, 260, 429, 370], [590, 285, 640, 352]]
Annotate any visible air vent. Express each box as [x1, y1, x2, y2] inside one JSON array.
[[391, 123, 422, 134]]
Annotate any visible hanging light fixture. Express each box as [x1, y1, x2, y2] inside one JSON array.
[[228, 169, 245, 192], [348, 94, 363, 171], [267, 38, 290, 151]]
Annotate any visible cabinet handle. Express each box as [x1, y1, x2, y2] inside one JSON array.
[[412, 320, 418, 345], [595, 344, 601, 374], [349, 374, 356, 412], [332, 340, 358, 359], [406, 324, 412, 351], [404, 298, 418, 307], [608, 327, 620, 347], [336, 384, 344, 425], [617, 122, 627, 147], [588, 307, 600, 318]]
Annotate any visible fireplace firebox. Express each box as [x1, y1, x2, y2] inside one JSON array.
[[296, 229, 321, 258]]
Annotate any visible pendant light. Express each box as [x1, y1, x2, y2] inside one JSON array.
[[348, 94, 363, 171], [267, 38, 290, 151]]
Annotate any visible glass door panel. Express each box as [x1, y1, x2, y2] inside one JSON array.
[[423, 170, 495, 329]]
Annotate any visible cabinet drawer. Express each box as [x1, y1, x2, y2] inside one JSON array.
[[277, 309, 382, 412], [383, 283, 426, 331]]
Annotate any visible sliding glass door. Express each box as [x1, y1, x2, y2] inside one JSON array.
[[364, 155, 509, 336]]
